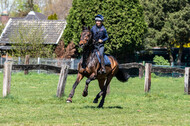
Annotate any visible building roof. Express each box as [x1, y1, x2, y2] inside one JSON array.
[[0, 18, 67, 44], [24, 11, 47, 20]]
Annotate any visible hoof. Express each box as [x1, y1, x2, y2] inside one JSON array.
[[66, 98, 72, 103], [93, 99, 98, 103], [82, 91, 88, 97], [97, 105, 103, 108]]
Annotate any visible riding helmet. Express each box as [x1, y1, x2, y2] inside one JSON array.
[[95, 14, 104, 21]]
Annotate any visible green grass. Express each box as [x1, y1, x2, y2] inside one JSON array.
[[0, 72, 190, 125]]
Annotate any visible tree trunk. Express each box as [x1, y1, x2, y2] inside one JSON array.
[[167, 46, 174, 66], [28, 0, 34, 11], [177, 43, 184, 66]]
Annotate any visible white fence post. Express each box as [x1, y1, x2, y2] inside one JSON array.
[[71, 58, 74, 69], [0, 55, 2, 65], [184, 67, 190, 94], [18, 57, 21, 65], [37, 57, 40, 74]]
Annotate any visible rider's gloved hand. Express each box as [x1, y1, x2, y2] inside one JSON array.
[[98, 39, 103, 43]]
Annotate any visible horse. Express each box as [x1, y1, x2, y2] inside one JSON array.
[[66, 26, 130, 108]]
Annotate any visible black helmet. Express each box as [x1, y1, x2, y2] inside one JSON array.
[[95, 14, 104, 21]]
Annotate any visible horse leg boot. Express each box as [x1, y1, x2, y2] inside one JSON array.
[[82, 74, 96, 97], [67, 73, 83, 103]]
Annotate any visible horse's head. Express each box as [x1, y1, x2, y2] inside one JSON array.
[[79, 26, 92, 49]]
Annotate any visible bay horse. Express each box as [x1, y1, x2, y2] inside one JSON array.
[[66, 26, 130, 108]]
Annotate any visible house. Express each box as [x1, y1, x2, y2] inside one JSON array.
[[0, 11, 67, 54]]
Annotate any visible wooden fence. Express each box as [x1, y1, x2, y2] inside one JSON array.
[[121, 63, 189, 94], [2, 61, 190, 98], [2, 61, 77, 98]]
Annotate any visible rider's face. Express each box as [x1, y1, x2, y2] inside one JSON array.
[[96, 21, 102, 27]]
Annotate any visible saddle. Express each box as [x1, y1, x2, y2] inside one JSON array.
[[95, 51, 111, 66]]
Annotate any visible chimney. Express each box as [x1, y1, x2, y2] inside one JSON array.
[[1, 11, 9, 25]]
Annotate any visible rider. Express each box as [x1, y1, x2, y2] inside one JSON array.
[[91, 14, 109, 73]]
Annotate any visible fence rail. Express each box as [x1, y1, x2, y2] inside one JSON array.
[[0, 64, 77, 74], [0, 56, 81, 70], [2, 61, 190, 98], [120, 62, 185, 74]]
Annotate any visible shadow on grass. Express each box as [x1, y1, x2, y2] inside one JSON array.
[[84, 105, 123, 109]]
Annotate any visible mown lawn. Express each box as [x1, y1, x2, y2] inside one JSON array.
[[0, 72, 190, 126]]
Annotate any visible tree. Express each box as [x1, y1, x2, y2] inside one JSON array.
[[169, 5, 190, 65], [9, 24, 55, 58], [48, 13, 58, 20], [0, 0, 14, 12], [43, 0, 73, 19], [55, 41, 76, 59], [141, 0, 190, 65], [63, 0, 147, 61], [10, 0, 41, 17]]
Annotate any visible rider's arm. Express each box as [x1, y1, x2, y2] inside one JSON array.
[[102, 28, 108, 43]]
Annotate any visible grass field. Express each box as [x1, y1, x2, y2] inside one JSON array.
[[0, 72, 190, 125]]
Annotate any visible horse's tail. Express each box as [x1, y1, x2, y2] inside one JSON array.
[[115, 67, 130, 82]]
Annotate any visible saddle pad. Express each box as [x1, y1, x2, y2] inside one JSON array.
[[95, 52, 111, 65]]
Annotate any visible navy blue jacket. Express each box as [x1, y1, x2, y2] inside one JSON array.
[[91, 25, 108, 44]]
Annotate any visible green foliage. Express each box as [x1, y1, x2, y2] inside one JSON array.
[[0, 24, 5, 34], [153, 55, 170, 65], [48, 13, 58, 20], [141, 0, 190, 64], [0, 73, 190, 125], [10, 0, 41, 17], [9, 24, 55, 58], [63, 0, 147, 58]]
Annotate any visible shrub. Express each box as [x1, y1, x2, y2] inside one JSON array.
[[153, 55, 170, 65]]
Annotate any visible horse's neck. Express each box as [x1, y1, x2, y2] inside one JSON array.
[[84, 47, 96, 66]]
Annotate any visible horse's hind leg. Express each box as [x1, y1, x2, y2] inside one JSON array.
[[93, 78, 105, 103], [66, 73, 83, 103], [98, 75, 113, 108]]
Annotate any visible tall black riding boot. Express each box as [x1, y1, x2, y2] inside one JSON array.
[[100, 55, 106, 74]]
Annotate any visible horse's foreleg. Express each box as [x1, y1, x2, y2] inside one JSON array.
[[66, 73, 83, 103], [82, 73, 96, 97], [98, 75, 113, 108]]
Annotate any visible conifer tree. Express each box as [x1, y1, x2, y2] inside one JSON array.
[[63, 0, 147, 60]]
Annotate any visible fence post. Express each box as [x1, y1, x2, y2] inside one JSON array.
[[139, 63, 144, 79], [144, 63, 152, 92], [24, 55, 30, 75], [18, 57, 21, 65], [37, 57, 40, 74], [184, 67, 190, 94], [56, 65, 69, 97], [71, 58, 74, 69], [0, 55, 2, 65], [3, 62, 12, 97]]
